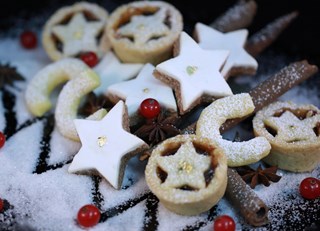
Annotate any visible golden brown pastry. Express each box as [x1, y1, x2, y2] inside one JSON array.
[[42, 1, 109, 61], [145, 134, 227, 215], [253, 101, 320, 172], [105, 0, 183, 65]]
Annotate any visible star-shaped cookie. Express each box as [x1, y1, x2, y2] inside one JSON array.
[[106, 63, 177, 117], [154, 31, 233, 114], [195, 22, 258, 79], [264, 111, 319, 143], [156, 140, 211, 190], [117, 8, 170, 45], [52, 12, 104, 57], [93, 52, 143, 95], [68, 100, 148, 189]]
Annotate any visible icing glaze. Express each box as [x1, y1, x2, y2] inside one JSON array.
[[68, 100, 148, 189], [93, 52, 143, 95], [155, 31, 233, 113], [195, 22, 258, 78], [107, 63, 177, 116]]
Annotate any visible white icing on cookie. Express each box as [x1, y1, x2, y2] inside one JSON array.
[[106, 63, 177, 116], [68, 100, 148, 189], [52, 12, 104, 57], [93, 52, 143, 95], [196, 93, 271, 166], [155, 31, 233, 113], [195, 22, 258, 78]]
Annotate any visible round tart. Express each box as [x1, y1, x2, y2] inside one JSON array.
[[105, 0, 183, 65], [253, 101, 320, 172], [145, 134, 227, 216], [42, 1, 109, 61]]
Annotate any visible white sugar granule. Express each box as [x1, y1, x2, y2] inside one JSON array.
[[47, 128, 80, 165]]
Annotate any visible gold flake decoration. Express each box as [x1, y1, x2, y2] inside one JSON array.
[[97, 136, 107, 147], [186, 65, 198, 75], [179, 161, 193, 174]]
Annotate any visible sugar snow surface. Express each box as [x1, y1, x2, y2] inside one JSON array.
[[0, 38, 319, 231]]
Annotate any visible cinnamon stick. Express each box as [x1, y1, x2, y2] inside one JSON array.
[[225, 168, 269, 226], [220, 60, 318, 133]]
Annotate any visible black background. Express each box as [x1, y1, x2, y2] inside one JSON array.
[[1, 0, 320, 63]]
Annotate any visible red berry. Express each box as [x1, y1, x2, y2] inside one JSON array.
[[77, 204, 101, 228], [299, 177, 320, 200], [213, 215, 236, 231], [20, 30, 37, 49], [80, 52, 99, 67], [0, 132, 5, 149], [139, 98, 161, 119], [0, 198, 4, 212]]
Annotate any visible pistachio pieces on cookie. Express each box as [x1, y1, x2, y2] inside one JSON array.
[[42, 1, 109, 61], [69, 100, 148, 189], [196, 93, 271, 167], [154, 31, 233, 115]]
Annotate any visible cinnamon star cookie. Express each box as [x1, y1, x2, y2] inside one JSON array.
[[68, 100, 148, 189], [194, 22, 258, 79], [154, 32, 233, 115]]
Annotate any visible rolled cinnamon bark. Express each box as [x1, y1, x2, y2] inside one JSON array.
[[245, 11, 299, 57], [220, 60, 318, 133], [210, 0, 257, 32], [225, 168, 269, 226]]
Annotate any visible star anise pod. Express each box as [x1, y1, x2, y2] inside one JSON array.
[[236, 164, 282, 189], [134, 110, 181, 146], [79, 92, 112, 116], [0, 63, 25, 88]]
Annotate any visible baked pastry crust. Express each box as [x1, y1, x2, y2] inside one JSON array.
[[42, 1, 109, 61], [253, 101, 320, 172], [105, 0, 183, 65], [196, 93, 271, 167], [145, 134, 227, 215]]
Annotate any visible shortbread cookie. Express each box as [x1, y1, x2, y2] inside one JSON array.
[[253, 101, 320, 172], [194, 22, 258, 79], [69, 100, 149, 189], [54, 69, 105, 141], [42, 1, 109, 61], [107, 63, 177, 125], [25, 58, 95, 117], [196, 93, 271, 167], [210, 0, 257, 32], [154, 31, 233, 115], [145, 134, 227, 215], [105, 0, 183, 65]]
